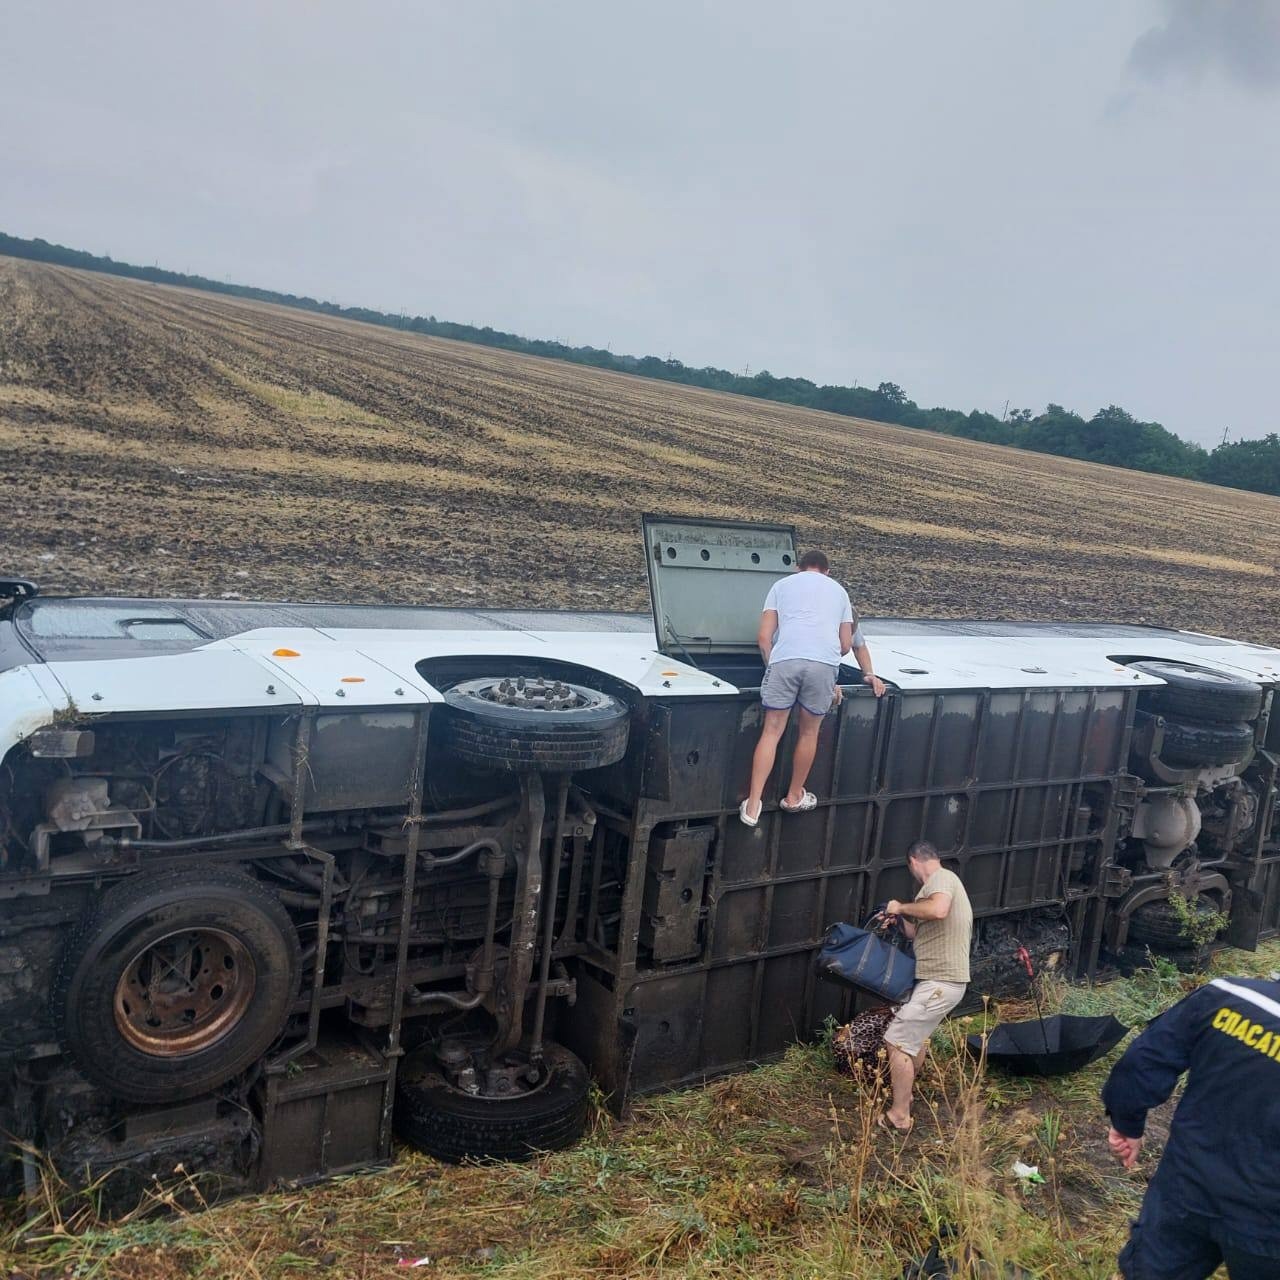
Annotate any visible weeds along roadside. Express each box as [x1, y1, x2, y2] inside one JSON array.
[[4, 940, 1278, 1280]]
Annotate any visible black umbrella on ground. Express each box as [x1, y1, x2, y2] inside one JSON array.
[[967, 943, 1129, 1076], [967, 1013, 1129, 1077]]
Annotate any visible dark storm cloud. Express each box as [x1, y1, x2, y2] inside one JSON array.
[[1130, 0, 1280, 90]]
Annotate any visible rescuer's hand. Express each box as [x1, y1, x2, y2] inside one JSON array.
[[884, 900, 904, 919], [1107, 1127, 1142, 1169], [867, 675, 886, 698]]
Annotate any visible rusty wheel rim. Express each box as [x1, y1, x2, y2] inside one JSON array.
[[113, 928, 255, 1057]]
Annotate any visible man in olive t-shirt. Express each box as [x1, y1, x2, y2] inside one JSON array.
[[879, 841, 973, 1131]]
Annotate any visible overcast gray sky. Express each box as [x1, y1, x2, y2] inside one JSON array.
[[3, 1, 1278, 446]]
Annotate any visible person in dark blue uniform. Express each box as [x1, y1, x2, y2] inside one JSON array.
[[1101, 974, 1280, 1278]]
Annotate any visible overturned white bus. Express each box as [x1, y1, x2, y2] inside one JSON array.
[[1, 516, 1276, 1204]]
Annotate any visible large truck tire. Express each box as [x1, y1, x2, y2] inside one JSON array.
[[442, 677, 629, 773], [53, 867, 300, 1104], [1129, 661, 1263, 723], [1159, 717, 1254, 768], [1127, 895, 1223, 948], [394, 1041, 590, 1163]]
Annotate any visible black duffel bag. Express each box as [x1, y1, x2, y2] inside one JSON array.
[[815, 913, 915, 1004]]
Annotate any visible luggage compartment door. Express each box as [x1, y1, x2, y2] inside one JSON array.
[[642, 515, 797, 660]]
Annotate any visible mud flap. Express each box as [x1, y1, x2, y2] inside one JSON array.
[[556, 965, 640, 1117], [642, 703, 673, 801], [1225, 881, 1264, 952]]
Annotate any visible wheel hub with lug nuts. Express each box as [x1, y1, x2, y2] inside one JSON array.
[[483, 677, 585, 711], [113, 927, 255, 1057]]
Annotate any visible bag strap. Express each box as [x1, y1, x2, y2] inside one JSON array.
[[863, 909, 902, 933]]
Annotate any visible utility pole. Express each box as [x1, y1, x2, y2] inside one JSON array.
[[1220, 427, 1230, 447]]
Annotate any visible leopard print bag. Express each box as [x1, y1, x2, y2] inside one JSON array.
[[832, 1003, 897, 1080]]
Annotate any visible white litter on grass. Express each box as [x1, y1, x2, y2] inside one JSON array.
[[1012, 1161, 1045, 1183]]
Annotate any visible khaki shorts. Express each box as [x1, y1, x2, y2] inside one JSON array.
[[883, 979, 967, 1058]]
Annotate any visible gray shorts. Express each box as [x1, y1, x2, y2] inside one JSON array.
[[760, 659, 838, 715]]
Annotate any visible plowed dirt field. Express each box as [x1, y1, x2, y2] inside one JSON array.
[[1, 258, 1275, 643]]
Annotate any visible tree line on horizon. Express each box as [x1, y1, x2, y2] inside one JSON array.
[[4, 231, 1277, 498]]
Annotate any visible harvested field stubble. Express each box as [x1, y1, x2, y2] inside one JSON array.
[[0, 258, 1276, 644]]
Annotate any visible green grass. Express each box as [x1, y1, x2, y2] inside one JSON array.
[[5, 942, 1278, 1279]]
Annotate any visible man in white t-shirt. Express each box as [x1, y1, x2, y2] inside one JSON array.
[[739, 550, 885, 826]]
